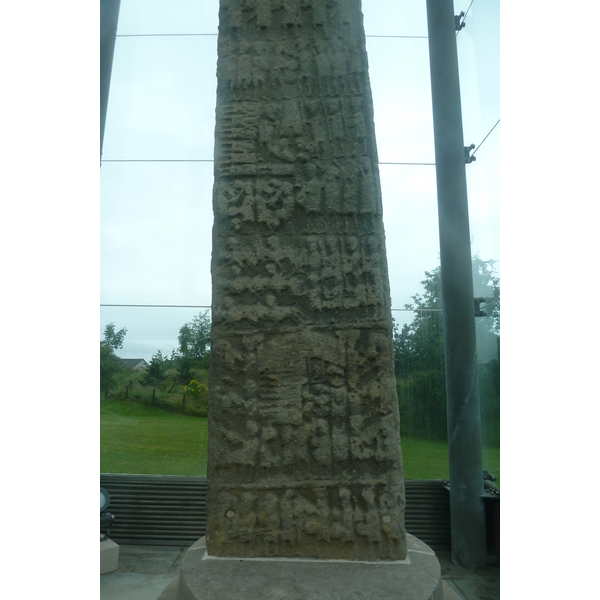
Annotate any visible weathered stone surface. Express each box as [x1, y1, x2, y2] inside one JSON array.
[[207, 0, 406, 561]]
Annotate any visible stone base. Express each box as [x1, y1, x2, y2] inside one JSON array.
[[158, 534, 443, 600], [100, 537, 119, 575]]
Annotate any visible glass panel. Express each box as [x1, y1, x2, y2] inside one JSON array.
[[117, 0, 219, 36], [381, 160, 448, 481], [100, 162, 213, 305], [101, 0, 500, 486], [103, 35, 217, 160], [366, 37, 434, 164], [395, 310, 449, 480], [457, 0, 501, 486], [362, 0, 428, 38], [380, 164, 440, 310]]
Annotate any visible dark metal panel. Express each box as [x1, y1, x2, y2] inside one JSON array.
[[405, 480, 451, 550], [100, 474, 208, 546]]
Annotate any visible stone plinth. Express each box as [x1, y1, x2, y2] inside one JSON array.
[[207, 0, 406, 562], [100, 537, 119, 574], [157, 536, 443, 600]]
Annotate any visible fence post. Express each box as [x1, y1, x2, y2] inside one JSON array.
[[129, 380, 132, 391], [183, 394, 186, 412], [125, 385, 128, 400], [152, 388, 155, 406], [104, 380, 109, 399]]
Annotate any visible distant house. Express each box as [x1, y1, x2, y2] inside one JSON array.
[[119, 358, 149, 371]]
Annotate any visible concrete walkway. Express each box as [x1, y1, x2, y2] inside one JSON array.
[[100, 544, 499, 600]]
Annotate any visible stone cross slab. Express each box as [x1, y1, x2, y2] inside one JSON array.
[[206, 0, 407, 561]]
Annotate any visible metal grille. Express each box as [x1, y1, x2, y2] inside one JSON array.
[[405, 480, 451, 550], [99, 475, 499, 553], [100, 474, 207, 546], [484, 485, 501, 564]]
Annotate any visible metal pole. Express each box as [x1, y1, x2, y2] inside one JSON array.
[[425, 0, 487, 569], [100, 0, 121, 160]]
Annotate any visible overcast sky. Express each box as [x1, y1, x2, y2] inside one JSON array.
[[100, 0, 500, 361]]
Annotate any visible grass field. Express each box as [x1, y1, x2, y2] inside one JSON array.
[[401, 436, 500, 486], [100, 399, 499, 485], [100, 399, 208, 475]]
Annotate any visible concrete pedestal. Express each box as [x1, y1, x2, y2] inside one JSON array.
[[158, 534, 443, 600], [100, 537, 119, 575]]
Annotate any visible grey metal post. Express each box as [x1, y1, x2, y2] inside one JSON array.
[[100, 0, 121, 160], [425, 0, 487, 569]]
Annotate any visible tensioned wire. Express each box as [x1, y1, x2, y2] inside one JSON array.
[[99, 302, 498, 313], [100, 304, 441, 313], [116, 33, 428, 39], [101, 159, 436, 165], [100, 118, 499, 165]]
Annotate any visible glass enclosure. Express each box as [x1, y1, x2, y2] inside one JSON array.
[[101, 0, 500, 484]]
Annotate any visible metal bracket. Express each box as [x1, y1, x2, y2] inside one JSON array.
[[474, 297, 486, 317], [455, 12, 466, 31], [483, 470, 497, 483], [464, 144, 476, 164]]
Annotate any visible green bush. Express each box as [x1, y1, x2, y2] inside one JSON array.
[[103, 364, 210, 418], [183, 379, 208, 417]]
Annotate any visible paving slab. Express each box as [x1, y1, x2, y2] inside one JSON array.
[[441, 581, 463, 600], [452, 578, 500, 600], [101, 571, 179, 600], [116, 545, 185, 574], [100, 545, 186, 600], [436, 551, 500, 600]]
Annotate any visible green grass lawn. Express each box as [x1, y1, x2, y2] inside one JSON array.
[[101, 399, 499, 485], [100, 399, 208, 475], [401, 436, 500, 486]]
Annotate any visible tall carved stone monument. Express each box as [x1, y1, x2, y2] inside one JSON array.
[[157, 2, 445, 597], [206, 0, 407, 562]]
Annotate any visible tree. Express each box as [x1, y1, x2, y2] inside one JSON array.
[[172, 350, 192, 383], [392, 321, 412, 378], [100, 323, 127, 393], [147, 350, 166, 383], [103, 323, 128, 350], [178, 311, 211, 361], [100, 343, 122, 391]]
